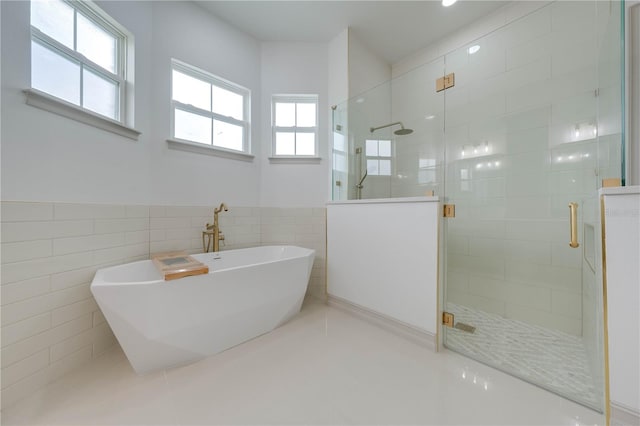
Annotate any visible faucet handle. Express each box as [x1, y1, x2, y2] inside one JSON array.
[[205, 223, 214, 230]]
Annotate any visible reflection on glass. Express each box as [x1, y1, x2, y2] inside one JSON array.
[[334, 152, 347, 172], [296, 133, 315, 155], [31, 0, 74, 49], [175, 109, 211, 145], [213, 120, 243, 151], [275, 132, 295, 155], [83, 68, 118, 120], [333, 132, 345, 152], [296, 103, 316, 127], [77, 13, 116, 73], [31, 40, 80, 105], [172, 70, 211, 111], [212, 85, 243, 120]]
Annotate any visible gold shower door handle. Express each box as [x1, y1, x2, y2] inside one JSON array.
[[568, 202, 579, 248]]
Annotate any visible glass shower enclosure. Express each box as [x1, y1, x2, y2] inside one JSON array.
[[331, 0, 625, 413]]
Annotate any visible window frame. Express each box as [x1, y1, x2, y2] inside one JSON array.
[[271, 94, 319, 158], [29, 0, 128, 124], [170, 59, 251, 155]]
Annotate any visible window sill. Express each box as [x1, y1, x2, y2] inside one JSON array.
[[167, 138, 255, 162], [23, 89, 141, 140], [268, 156, 322, 164]]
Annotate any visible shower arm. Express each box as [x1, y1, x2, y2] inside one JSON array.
[[370, 122, 404, 133]]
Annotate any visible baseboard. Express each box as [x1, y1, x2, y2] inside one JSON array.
[[327, 295, 437, 351], [611, 402, 640, 425]]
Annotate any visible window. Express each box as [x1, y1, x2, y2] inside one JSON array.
[[30, 0, 128, 123], [272, 95, 318, 156], [365, 139, 392, 176], [171, 60, 250, 153]]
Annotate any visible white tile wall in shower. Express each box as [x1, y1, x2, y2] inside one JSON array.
[[1, 201, 149, 408]]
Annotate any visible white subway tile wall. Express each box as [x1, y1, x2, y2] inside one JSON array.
[[1, 201, 326, 409], [1, 202, 149, 408]]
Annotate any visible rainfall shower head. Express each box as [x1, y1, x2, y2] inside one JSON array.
[[394, 127, 413, 135], [370, 121, 414, 136]]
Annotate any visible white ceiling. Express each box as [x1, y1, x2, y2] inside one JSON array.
[[196, 1, 506, 64]]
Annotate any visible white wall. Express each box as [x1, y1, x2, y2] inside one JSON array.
[[348, 31, 391, 98], [1, 1, 262, 207], [148, 1, 262, 207], [328, 29, 349, 108], [0, 0, 153, 204], [327, 199, 439, 336], [259, 42, 329, 207]]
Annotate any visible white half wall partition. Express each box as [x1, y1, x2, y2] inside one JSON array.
[[326, 197, 440, 348]]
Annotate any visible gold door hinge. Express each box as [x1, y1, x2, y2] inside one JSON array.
[[602, 178, 621, 188], [436, 73, 455, 92], [443, 204, 455, 218], [442, 311, 454, 327]]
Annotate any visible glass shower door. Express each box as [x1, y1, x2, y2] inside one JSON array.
[[442, 1, 622, 412]]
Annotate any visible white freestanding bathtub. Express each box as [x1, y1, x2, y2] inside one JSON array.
[[91, 245, 315, 374]]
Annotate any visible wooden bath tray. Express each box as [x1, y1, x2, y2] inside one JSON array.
[[151, 251, 209, 281]]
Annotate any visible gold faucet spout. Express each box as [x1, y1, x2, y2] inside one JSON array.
[[204, 202, 228, 253]]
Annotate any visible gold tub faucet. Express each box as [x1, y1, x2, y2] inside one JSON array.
[[203, 203, 228, 252]]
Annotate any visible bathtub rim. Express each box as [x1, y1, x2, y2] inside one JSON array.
[[91, 245, 315, 287]]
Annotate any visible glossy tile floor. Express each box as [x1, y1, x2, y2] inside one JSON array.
[[2, 298, 605, 425], [446, 302, 600, 410]]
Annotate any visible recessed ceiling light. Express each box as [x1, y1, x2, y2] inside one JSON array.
[[468, 45, 480, 54], [442, 0, 457, 7]]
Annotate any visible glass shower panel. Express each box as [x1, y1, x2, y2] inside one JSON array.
[[391, 58, 445, 197], [330, 57, 445, 201], [442, 1, 621, 412]]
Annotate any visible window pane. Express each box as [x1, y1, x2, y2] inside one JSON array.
[[174, 109, 211, 145], [296, 103, 316, 127], [379, 140, 392, 157], [172, 70, 211, 111], [296, 133, 315, 155], [379, 159, 391, 175], [365, 139, 378, 156], [275, 103, 295, 127], [77, 13, 117, 74], [367, 159, 379, 175], [31, 0, 74, 49], [212, 85, 243, 121], [213, 120, 243, 151], [275, 132, 295, 155], [31, 41, 80, 105], [83, 68, 118, 120]]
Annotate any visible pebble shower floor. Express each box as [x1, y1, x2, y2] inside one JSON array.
[[446, 302, 600, 410]]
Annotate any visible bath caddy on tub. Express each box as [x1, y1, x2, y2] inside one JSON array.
[[151, 251, 208, 280]]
